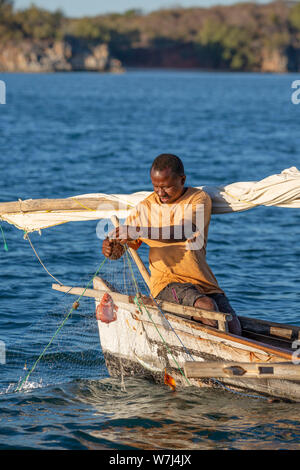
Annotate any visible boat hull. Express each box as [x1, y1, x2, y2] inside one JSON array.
[[94, 287, 300, 402]]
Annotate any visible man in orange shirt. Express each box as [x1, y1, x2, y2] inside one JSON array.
[[102, 154, 242, 335]]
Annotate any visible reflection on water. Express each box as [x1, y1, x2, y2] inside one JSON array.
[[72, 378, 300, 450], [0, 366, 300, 449]]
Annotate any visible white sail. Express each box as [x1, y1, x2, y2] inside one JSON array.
[[0, 167, 299, 233]]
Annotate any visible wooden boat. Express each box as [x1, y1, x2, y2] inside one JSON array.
[[53, 275, 300, 403], [1, 177, 300, 400], [51, 214, 300, 402]]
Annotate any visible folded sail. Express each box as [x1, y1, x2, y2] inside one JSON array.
[[0, 167, 299, 233]]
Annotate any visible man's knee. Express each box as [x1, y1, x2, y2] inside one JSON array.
[[193, 296, 217, 311], [192, 296, 218, 327]]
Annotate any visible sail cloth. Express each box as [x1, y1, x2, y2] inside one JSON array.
[[0, 167, 299, 234]]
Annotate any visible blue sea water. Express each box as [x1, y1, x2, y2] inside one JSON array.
[[0, 70, 300, 450]]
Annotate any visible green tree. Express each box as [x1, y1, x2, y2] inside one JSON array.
[[15, 5, 64, 39], [289, 1, 300, 30], [197, 19, 256, 70], [0, 0, 14, 11], [123, 9, 142, 17], [0, 0, 23, 40], [67, 18, 110, 41]]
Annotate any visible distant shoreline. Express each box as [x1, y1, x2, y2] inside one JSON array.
[[0, 67, 292, 75], [1, 2, 300, 73]]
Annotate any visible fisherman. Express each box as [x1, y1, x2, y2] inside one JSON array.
[[102, 154, 242, 335]]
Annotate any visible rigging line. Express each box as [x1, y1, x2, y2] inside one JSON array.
[[24, 232, 63, 286], [124, 248, 140, 293], [148, 292, 195, 362], [15, 257, 107, 392], [124, 249, 191, 386], [208, 378, 269, 401], [71, 198, 96, 211], [24, 232, 86, 303], [223, 189, 258, 207]]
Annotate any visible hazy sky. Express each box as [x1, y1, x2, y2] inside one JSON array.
[[13, 0, 268, 17]]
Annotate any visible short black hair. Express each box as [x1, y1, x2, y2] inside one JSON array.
[[151, 154, 185, 177]]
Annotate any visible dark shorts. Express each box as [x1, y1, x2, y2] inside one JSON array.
[[155, 282, 237, 316]]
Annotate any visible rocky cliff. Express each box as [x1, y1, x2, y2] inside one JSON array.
[[116, 43, 300, 73], [1, 1, 300, 73], [1, 38, 299, 73], [0, 38, 124, 73]]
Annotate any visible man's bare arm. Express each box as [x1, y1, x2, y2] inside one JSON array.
[[110, 223, 199, 244]]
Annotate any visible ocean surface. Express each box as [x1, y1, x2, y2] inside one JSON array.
[[0, 70, 300, 450]]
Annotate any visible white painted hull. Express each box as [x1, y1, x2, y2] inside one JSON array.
[[94, 286, 300, 402]]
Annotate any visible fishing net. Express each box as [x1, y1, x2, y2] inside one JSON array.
[[1, 243, 153, 395], [1, 234, 266, 401]]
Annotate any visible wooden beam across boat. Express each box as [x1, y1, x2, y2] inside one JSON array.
[[51, 283, 232, 325], [184, 361, 300, 380], [0, 196, 125, 214]]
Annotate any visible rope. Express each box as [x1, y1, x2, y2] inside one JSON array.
[[223, 189, 259, 207], [15, 257, 107, 392], [24, 232, 63, 286], [124, 249, 141, 294], [71, 198, 96, 212]]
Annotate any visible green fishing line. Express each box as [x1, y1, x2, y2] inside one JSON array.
[[0, 224, 8, 251], [15, 257, 107, 392]]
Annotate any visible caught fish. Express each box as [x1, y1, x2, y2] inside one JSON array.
[[164, 368, 176, 391], [96, 293, 117, 324]]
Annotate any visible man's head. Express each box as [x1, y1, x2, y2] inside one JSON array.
[[150, 154, 186, 204]]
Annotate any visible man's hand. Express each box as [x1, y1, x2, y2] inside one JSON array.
[[102, 238, 113, 258], [102, 237, 125, 259]]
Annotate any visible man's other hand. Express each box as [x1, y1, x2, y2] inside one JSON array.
[[102, 237, 125, 260], [102, 238, 113, 258]]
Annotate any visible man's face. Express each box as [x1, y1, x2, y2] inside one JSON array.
[[151, 167, 186, 204]]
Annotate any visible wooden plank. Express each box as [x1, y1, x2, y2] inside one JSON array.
[[0, 197, 125, 214], [55, 282, 294, 361], [239, 316, 300, 342], [51, 283, 232, 323], [127, 249, 151, 289], [93, 276, 114, 292], [161, 302, 232, 325], [242, 330, 293, 350], [203, 325, 293, 360], [184, 361, 300, 380], [270, 326, 293, 340], [110, 215, 151, 289], [218, 319, 228, 333]]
